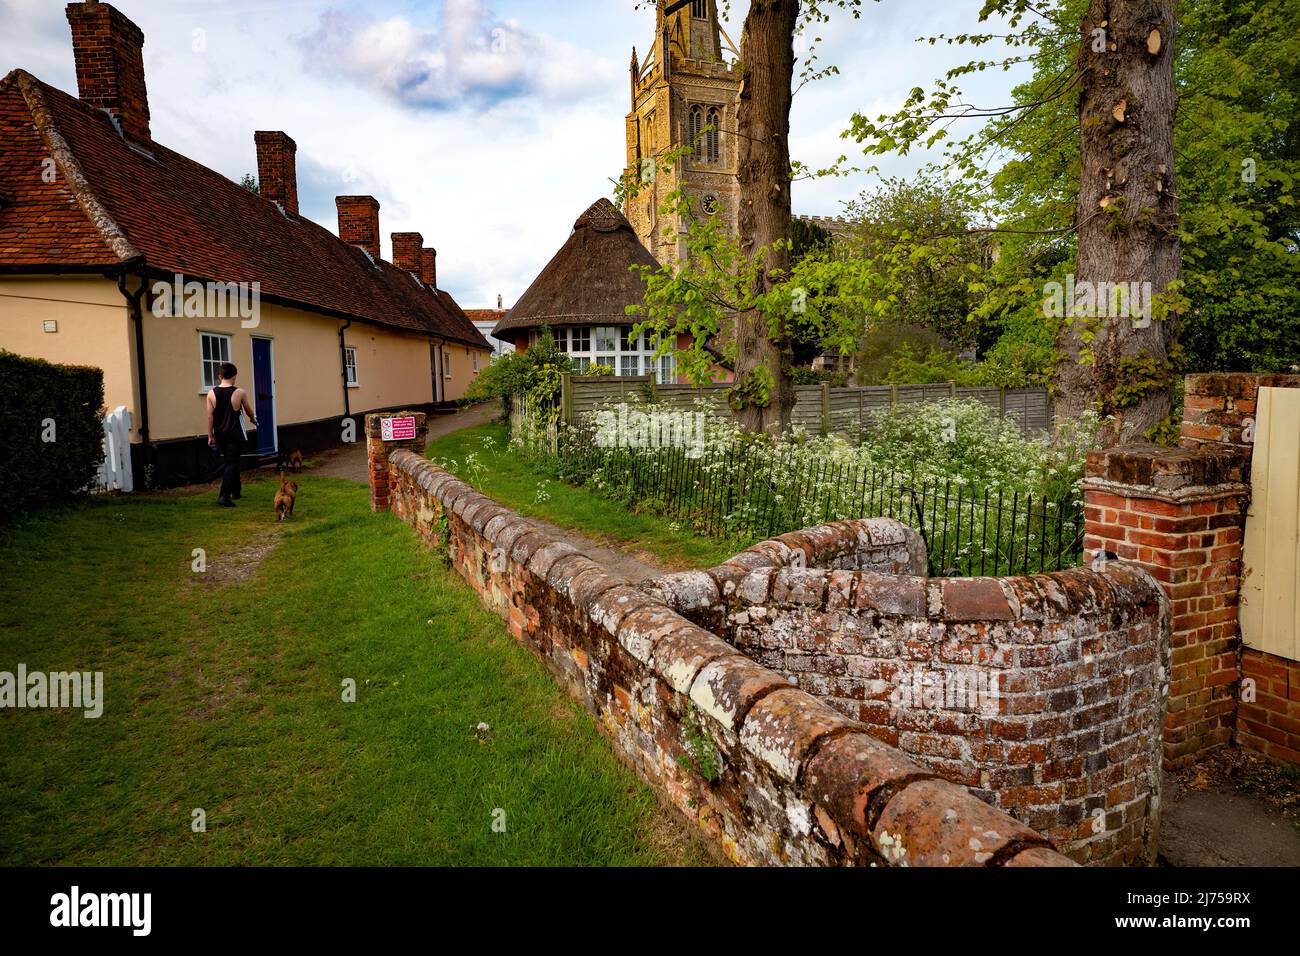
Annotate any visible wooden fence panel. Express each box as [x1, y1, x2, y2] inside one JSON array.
[[562, 374, 1052, 437]]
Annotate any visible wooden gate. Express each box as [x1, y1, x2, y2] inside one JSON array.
[[1240, 386, 1300, 661]]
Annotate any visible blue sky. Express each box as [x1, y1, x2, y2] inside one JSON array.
[[0, 0, 1031, 306]]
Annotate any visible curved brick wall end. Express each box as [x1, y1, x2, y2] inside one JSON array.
[[654, 521, 1171, 866], [380, 448, 1075, 867]]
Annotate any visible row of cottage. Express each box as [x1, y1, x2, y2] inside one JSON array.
[[0, 2, 700, 486]]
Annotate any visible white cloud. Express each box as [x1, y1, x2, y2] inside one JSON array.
[[296, 1, 618, 110]]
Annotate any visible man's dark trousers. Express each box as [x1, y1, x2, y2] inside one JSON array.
[[217, 433, 243, 500]]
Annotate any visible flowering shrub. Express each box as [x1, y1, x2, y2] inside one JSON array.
[[539, 397, 1099, 576]]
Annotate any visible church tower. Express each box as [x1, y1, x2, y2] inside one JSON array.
[[624, 0, 741, 265]]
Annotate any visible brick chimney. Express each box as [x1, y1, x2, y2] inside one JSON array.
[[66, 1, 151, 145], [254, 131, 298, 216], [391, 232, 423, 273], [336, 196, 380, 259], [420, 247, 438, 288]]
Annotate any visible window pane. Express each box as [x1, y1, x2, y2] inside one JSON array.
[[573, 357, 590, 373], [596, 355, 615, 372], [620, 355, 639, 377], [555, 328, 567, 351], [219, 337, 230, 361]]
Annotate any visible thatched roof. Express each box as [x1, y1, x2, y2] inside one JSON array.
[[492, 198, 661, 343]]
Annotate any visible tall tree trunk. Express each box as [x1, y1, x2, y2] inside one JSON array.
[[1056, 0, 1180, 444], [733, 0, 798, 435]]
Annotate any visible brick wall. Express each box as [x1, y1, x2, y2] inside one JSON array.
[[370, 418, 1075, 866], [1179, 373, 1300, 769], [1084, 372, 1300, 771], [1082, 445, 1248, 766], [655, 525, 1170, 866], [366, 411, 428, 513], [1239, 651, 1300, 765]]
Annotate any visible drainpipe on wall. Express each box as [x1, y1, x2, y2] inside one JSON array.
[[116, 266, 150, 446], [339, 318, 352, 419]]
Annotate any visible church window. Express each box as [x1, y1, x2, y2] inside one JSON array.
[[705, 107, 721, 163], [691, 0, 708, 18], [689, 106, 704, 160]]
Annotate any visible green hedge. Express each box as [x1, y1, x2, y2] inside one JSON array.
[[0, 350, 105, 519]]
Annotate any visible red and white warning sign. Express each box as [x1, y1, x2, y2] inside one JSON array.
[[380, 416, 417, 442]]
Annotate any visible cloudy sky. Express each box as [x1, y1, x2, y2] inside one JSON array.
[[1, 0, 1031, 307]]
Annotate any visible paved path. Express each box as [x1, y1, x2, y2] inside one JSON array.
[[306, 402, 666, 584], [310, 402, 498, 483]]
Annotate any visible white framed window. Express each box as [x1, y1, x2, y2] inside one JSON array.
[[594, 326, 619, 353], [552, 324, 673, 379], [442, 349, 451, 379], [199, 331, 232, 391], [552, 328, 568, 351], [344, 346, 358, 387], [473, 351, 479, 372]]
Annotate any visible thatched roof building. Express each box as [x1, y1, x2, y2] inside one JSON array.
[[491, 198, 661, 347]]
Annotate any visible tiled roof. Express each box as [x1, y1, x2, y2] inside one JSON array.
[[0, 69, 490, 349]]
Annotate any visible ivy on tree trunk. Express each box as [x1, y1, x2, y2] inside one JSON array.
[[733, 0, 799, 435], [1057, 0, 1181, 443]]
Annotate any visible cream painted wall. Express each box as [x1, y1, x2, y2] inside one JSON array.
[[344, 325, 435, 414], [0, 275, 482, 444], [437, 341, 491, 402], [0, 275, 137, 421]]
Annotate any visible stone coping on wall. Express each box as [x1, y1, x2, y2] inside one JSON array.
[[653, 522, 1171, 865], [649, 517, 928, 617], [379, 447, 1076, 867]]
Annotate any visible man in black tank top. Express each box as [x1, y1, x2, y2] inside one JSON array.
[[206, 362, 258, 507]]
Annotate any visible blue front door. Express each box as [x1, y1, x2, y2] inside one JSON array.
[[251, 338, 276, 455]]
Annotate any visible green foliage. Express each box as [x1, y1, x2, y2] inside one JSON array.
[[676, 701, 720, 785], [834, 0, 1300, 382], [0, 350, 105, 520], [463, 328, 572, 416]]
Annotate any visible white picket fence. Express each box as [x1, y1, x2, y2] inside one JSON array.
[[94, 405, 134, 493]]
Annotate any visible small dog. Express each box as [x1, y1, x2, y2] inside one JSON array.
[[276, 448, 304, 473], [274, 471, 299, 522]]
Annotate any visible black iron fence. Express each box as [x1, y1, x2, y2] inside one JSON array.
[[552, 419, 1084, 578]]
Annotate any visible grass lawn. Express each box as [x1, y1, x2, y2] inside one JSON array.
[[0, 474, 710, 866], [429, 423, 737, 570]]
